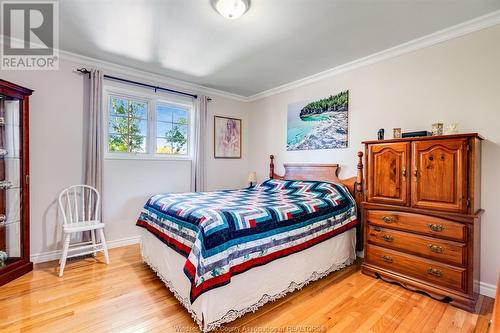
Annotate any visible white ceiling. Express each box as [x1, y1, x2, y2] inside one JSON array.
[[60, 0, 500, 97]]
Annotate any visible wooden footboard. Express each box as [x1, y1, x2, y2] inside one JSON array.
[[268, 152, 364, 251]]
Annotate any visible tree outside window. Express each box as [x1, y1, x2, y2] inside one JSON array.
[[108, 97, 147, 153], [156, 104, 188, 155], [106, 92, 191, 158]]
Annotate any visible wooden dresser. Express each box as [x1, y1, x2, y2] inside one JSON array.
[[361, 133, 483, 312]]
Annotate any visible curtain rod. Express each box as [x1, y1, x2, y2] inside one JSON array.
[[76, 68, 200, 100]]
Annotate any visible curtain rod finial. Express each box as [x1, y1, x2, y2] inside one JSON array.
[[76, 67, 91, 78]]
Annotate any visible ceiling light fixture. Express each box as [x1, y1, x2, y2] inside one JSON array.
[[212, 0, 250, 20]]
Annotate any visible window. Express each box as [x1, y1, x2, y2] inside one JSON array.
[[108, 96, 148, 153], [156, 104, 189, 155], [104, 88, 192, 159]]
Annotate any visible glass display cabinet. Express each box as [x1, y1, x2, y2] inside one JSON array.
[[0, 79, 33, 286]]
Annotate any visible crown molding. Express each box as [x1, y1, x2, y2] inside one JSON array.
[[58, 50, 249, 102], [246, 9, 500, 102]]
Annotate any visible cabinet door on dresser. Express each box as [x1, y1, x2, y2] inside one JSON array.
[[411, 139, 468, 212], [367, 142, 410, 206]]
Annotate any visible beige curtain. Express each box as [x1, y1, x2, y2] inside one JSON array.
[[191, 95, 209, 192], [83, 69, 104, 212]]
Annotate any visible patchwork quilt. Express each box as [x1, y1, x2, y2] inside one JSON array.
[[136, 179, 357, 303]]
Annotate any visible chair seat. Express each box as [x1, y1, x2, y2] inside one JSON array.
[[63, 221, 105, 233]]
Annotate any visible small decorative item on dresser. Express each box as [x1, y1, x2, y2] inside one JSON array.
[[445, 123, 459, 135], [247, 171, 257, 187], [377, 128, 384, 140], [431, 123, 444, 136], [393, 128, 402, 139]]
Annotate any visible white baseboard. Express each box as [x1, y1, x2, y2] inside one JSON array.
[[30, 235, 141, 264], [480, 281, 497, 298]]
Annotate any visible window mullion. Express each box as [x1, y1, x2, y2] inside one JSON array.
[[127, 99, 132, 153], [150, 99, 156, 156]]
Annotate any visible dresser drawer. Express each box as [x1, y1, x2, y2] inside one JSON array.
[[367, 225, 466, 266], [365, 244, 466, 292], [366, 210, 466, 242]]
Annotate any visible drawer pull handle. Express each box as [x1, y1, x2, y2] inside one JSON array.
[[428, 244, 444, 254], [402, 167, 407, 177], [382, 216, 396, 223], [428, 224, 445, 232], [381, 255, 393, 263], [427, 267, 443, 277], [382, 234, 394, 242]]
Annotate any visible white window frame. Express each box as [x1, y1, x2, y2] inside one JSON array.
[[103, 86, 194, 161]]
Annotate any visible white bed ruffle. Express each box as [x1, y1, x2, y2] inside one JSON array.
[[140, 227, 356, 332]]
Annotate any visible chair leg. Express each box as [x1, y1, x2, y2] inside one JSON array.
[[98, 229, 110, 265], [91, 230, 97, 257], [59, 233, 71, 277]]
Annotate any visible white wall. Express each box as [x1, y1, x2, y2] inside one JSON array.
[[0, 58, 250, 260], [247, 24, 500, 291]]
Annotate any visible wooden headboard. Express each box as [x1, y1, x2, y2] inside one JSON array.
[[269, 152, 365, 251], [269, 152, 364, 206]]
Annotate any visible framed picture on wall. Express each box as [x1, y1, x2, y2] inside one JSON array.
[[287, 90, 349, 150], [214, 116, 242, 159]]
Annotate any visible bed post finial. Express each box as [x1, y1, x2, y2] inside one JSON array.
[[269, 155, 275, 179], [356, 151, 364, 197], [355, 151, 365, 253]]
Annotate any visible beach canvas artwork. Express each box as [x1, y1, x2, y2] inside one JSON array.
[[287, 91, 349, 150], [214, 116, 242, 158]]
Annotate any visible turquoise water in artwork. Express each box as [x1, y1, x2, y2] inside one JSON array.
[[302, 114, 331, 121], [287, 103, 330, 145]]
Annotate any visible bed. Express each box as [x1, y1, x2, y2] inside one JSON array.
[[136, 153, 364, 331]]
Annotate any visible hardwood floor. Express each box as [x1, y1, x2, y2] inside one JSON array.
[[0, 245, 494, 333]]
